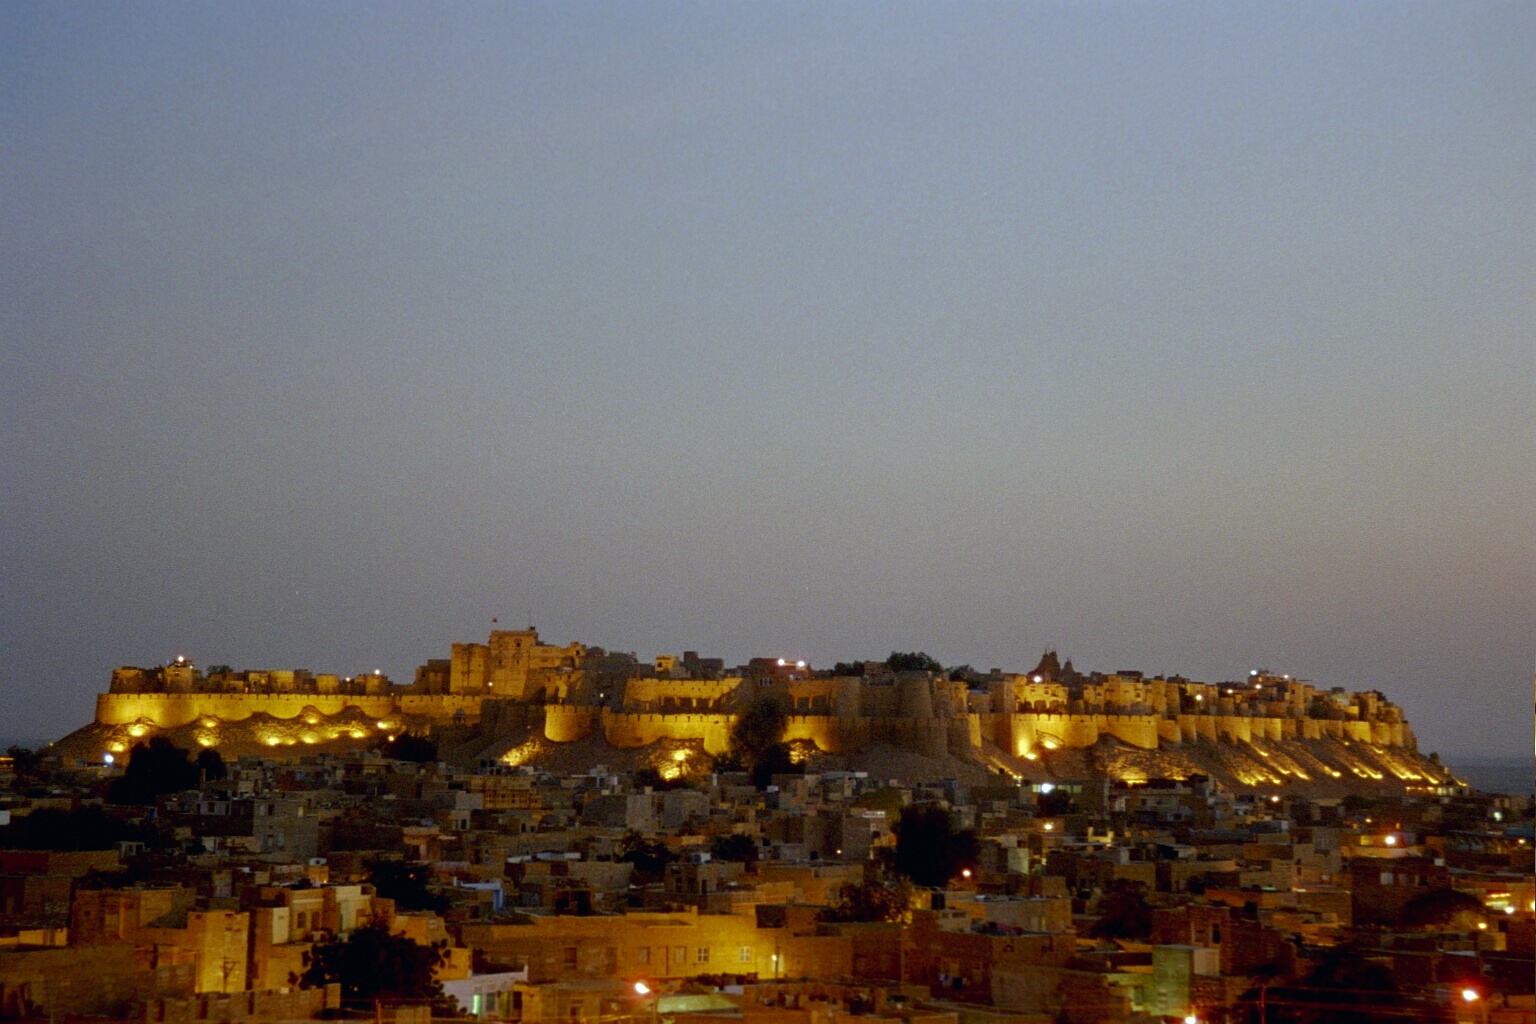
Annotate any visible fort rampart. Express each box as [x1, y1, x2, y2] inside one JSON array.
[[94, 635, 1418, 771], [95, 692, 485, 730], [95, 688, 1414, 760]]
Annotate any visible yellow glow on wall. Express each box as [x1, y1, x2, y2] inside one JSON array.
[[500, 739, 540, 768]]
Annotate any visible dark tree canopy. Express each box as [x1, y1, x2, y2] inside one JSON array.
[[708, 834, 760, 863], [749, 741, 804, 790], [1089, 881, 1153, 939], [378, 732, 438, 763], [1286, 945, 1418, 1024], [196, 748, 227, 780], [1398, 887, 1487, 929], [617, 830, 676, 881], [1037, 790, 1078, 817], [5, 746, 43, 776], [367, 859, 448, 912], [109, 737, 218, 804], [0, 806, 157, 852], [730, 695, 789, 765], [722, 695, 803, 788], [298, 921, 445, 1002], [886, 652, 943, 674], [633, 766, 691, 792], [821, 878, 913, 923], [892, 804, 978, 887]]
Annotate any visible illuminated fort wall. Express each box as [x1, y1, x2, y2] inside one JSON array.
[[95, 692, 487, 729], [96, 636, 1417, 761]]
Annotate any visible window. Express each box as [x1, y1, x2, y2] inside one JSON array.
[[637, 947, 650, 965], [564, 947, 579, 969], [673, 946, 686, 965], [295, 911, 307, 932], [695, 947, 709, 964], [738, 946, 753, 964], [1380, 871, 1394, 886]]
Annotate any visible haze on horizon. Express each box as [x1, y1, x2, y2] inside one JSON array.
[[2, 3, 1531, 759]]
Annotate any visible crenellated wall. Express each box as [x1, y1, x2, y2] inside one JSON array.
[[95, 692, 485, 729], [621, 677, 741, 711], [599, 710, 735, 755], [96, 663, 1419, 762]]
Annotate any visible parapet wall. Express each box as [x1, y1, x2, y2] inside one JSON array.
[[599, 710, 735, 755], [622, 678, 741, 711], [97, 680, 1415, 760], [94, 692, 486, 730]]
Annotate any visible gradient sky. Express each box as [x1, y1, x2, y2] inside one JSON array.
[[3, 2, 1532, 758]]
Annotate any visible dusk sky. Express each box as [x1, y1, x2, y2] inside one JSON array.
[[3, 3, 1531, 759]]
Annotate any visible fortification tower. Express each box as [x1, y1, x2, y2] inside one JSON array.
[[895, 672, 935, 718]]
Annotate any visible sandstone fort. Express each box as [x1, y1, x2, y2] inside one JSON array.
[[69, 629, 1451, 793]]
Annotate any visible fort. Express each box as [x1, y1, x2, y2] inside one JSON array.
[[71, 630, 1451, 792]]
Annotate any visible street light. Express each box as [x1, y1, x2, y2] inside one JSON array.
[[633, 981, 658, 1024]]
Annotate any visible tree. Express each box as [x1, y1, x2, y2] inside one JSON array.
[[709, 834, 760, 864], [1037, 790, 1078, 816], [749, 741, 803, 790], [378, 733, 438, 763], [109, 737, 203, 804], [298, 921, 445, 1002], [1283, 945, 1419, 1024], [886, 652, 942, 674], [367, 859, 448, 912], [711, 750, 747, 773], [730, 695, 789, 765], [1089, 881, 1153, 939], [892, 804, 978, 887], [822, 877, 913, 923], [617, 830, 676, 881], [0, 805, 156, 851], [1398, 887, 1487, 930], [723, 695, 802, 788], [5, 746, 42, 776], [633, 766, 690, 792], [195, 747, 227, 781]]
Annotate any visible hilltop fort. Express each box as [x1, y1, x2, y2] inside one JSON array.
[[69, 629, 1454, 794]]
